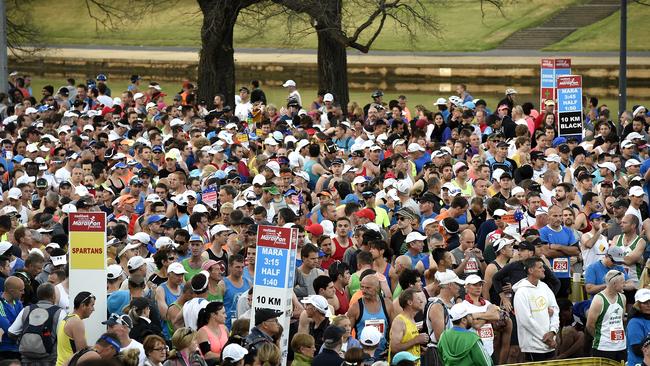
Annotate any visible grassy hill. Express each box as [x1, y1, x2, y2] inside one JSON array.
[[23, 0, 580, 52], [545, 2, 649, 51]]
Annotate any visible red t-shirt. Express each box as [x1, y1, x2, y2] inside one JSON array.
[[335, 287, 350, 315]]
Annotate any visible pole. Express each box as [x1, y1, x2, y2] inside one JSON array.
[[0, 0, 7, 94], [618, 0, 627, 118]]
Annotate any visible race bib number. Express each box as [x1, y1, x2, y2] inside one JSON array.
[[465, 258, 479, 273], [610, 329, 625, 342], [552, 258, 569, 273], [478, 324, 494, 339], [364, 319, 385, 334]]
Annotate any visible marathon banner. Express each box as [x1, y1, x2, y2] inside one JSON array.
[[69, 212, 107, 270], [557, 75, 584, 137], [539, 58, 571, 109]]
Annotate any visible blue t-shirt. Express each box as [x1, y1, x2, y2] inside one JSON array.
[[627, 316, 650, 366], [414, 153, 432, 173], [0, 295, 23, 352], [584, 260, 628, 288], [539, 225, 577, 279]]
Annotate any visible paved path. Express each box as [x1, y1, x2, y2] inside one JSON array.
[[12, 45, 650, 66]]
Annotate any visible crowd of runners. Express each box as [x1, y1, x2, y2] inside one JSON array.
[[1, 73, 650, 366]]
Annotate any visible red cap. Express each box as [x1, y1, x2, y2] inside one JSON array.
[[305, 223, 324, 236], [415, 118, 427, 129], [354, 208, 376, 221], [384, 172, 397, 179]]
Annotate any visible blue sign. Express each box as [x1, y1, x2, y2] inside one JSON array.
[[557, 75, 583, 137], [541, 68, 555, 88], [255, 245, 289, 288]]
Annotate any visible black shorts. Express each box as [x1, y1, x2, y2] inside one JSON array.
[[523, 351, 555, 362], [557, 277, 571, 299], [591, 348, 626, 361]]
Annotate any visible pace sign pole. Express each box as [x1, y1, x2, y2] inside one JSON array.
[[251, 225, 298, 366], [68, 212, 107, 346], [556, 75, 584, 139]]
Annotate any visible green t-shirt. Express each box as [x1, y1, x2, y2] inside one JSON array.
[[182, 258, 204, 281], [349, 273, 361, 297]]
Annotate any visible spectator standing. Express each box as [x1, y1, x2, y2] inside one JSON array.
[[513, 257, 560, 362]]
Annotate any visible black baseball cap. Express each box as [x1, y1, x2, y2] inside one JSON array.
[[254, 308, 283, 326]]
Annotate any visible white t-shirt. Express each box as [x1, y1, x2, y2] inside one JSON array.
[[580, 232, 609, 272], [122, 339, 146, 366], [626, 206, 643, 227], [540, 185, 555, 207], [234, 101, 252, 122], [183, 297, 208, 330]]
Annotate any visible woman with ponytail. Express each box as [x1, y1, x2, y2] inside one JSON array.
[[196, 302, 228, 365], [163, 327, 207, 366], [128, 297, 163, 343]]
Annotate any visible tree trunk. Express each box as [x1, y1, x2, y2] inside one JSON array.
[[315, 0, 349, 115], [196, 0, 245, 109]]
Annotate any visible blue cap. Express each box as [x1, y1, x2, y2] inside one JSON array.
[[391, 352, 420, 365], [12, 155, 24, 163], [463, 101, 476, 110], [213, 170, 226, 180], [189, 169, 201, 178], [589, 212, 605, 220], [189, 234, 203, 243], [152, 145, 163, 153], [284, 188, 298, 197], [96, 74, 107, 81], [552, 136, 567, 148], [113, 162, 127, 169], [318, 250, 326, 258], [146, 215, 166, 225], [340, 193, 359, 205]]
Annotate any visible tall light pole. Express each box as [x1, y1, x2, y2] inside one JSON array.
[[618, 0, 627, 117], [0, 0, 7, 94]]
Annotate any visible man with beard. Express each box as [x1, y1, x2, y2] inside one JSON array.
[[555, 182, 578, 211]]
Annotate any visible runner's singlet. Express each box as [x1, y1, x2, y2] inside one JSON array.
[[592, 292, 626, 351]]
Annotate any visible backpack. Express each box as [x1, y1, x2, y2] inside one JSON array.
[[18, 303, 62, 359], [422, 297, 449, 345]]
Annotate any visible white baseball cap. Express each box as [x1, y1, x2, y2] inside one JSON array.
[[630, 186, 646, 197], [405, 231, 428, 243], [127, 256, 146, 271], [323, 93, 334, 102], [449, 303, 469, 321], [625, 159, 641, 168], [435, 97, 447, 105], [7, 187, 22, 200], [636, 288, 650, 303], [359, 326, 382, 346], [168, 262, 188, 275], [300, 295, 332, 317], [222, 344, 248, 362], [210, 224, 231, 236], [464, 274, 484, 285], [282, 80, 297, 88], [155, 236, 178, 249], [597, 162, 617, 173], [511, 186, 525, 195], [129, 232, 151, 244], [435, 271, 465, 286], [107, 264, 123, 280], [407, 143, 425, 153], [493, 209, 508, 217]]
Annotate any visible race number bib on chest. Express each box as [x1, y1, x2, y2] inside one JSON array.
[[552, 258, 569, 273], [478, 324, 494, 339], [610, 329, 625, 342], [364, 319, 385, 334], [465, 258, 479, 273]]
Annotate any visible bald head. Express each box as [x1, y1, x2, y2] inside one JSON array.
[[4, 276, 24, 301], [460, 229, 475, 249], [396, 255, 411, 269]]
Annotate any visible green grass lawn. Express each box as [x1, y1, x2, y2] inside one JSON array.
[[22, 0, 578, 52], [546, 2, 649, 51]]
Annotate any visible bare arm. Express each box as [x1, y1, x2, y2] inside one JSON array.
[[482, 264, 497, 300], [70, 319, 89, 351], [581, 232, 599, 249], [155, 286, 168, 321], [586, 295, 603, 336], [429, 304, 446, 342], [389, 317, 424, 352], [196, 328, 220, 360], [585, 283, 607, 295], [625, 239, 646, 266]]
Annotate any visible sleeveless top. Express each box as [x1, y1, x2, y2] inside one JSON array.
[[201, 324, 228, 356], [355, 297, 390, 355], [223, 277, 251, 328], [425, 297, 452, 347], [56, 283, 70, 312], [462, 299, 495, 356], [592, 292, 626, 351], [579, 212, 593, 233], [615, 234, 643, 284], [161, 282, 182, 339], [55, 313, 79, 366], [304, 159, 318, 190], [389, 314, 420, 363]]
